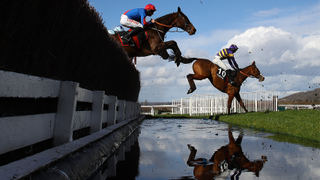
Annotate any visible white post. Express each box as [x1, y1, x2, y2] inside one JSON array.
[[189, 96, 192, 116], [106, 95, 117, 126], [124, 101, 129, 119], [151, 106, 154, 115], [117, 100, 126, 123], [210, 99, 213, 115], [131, 102, 135, 117], [180, 98, 183, 115], [233, 99, 237, 113], [255, 99, 258, 112], [273, 95, 278, 111], [90, 91, 105, 133], [53, 81, 79, 146], [126, 101, 132, 118]]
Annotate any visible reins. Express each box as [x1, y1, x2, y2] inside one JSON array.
[[240, 71, 250, 77], [240, 66, 260, 79], [155, 21, 172, 27]]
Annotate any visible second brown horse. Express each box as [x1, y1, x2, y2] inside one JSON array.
[[180, 57, 265, 114]]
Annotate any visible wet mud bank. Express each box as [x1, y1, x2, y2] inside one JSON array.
[[0, 115, 145, 180]]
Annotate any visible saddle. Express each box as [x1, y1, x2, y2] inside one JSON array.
[[117, 30, 148, 50]]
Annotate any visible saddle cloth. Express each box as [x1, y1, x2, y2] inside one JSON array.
[[216, 68, 237, 84], [117, 30, 148, 50]]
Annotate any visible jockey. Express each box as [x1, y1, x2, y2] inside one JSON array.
[[212, 44, 239, 84], [120, 4, 156, 41]]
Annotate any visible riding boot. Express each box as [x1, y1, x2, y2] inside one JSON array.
[[226, 70, 236, 85], [121, 27, 144, 41]]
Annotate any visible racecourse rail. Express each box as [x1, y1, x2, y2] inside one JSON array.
[[141, 91, 279, 116], [172, 91, 278, 116], [0, 70, 142, 179]]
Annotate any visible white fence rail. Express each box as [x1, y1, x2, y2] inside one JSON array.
[[278, 104, 320, 110], [141, 105, 178, 115], [172, 91, 278, 116], [0, 70, 141, 155]]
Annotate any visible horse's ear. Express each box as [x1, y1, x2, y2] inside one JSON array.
[[178, 7, 181, 12], [252, 61, 256, 65]]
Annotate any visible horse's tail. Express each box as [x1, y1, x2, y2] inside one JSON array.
[[180, 56, 198, 64], [169, 55, 198, 64]]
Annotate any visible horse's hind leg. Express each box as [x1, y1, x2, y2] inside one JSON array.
[[187, 74, 196, 94], [187, 74, 207, 94], [235, 93, 248, 113]]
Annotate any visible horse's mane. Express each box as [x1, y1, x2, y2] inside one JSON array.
[[242, 62, 255, 70], [155, 12, 177, 21]]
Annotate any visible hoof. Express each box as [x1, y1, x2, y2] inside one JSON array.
[[187, 144, 196, 151], [187, 89, 195, 94], [175, 57, 180, 67]]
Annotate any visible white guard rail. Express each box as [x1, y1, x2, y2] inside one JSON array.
[[0, 70, 141, 155]]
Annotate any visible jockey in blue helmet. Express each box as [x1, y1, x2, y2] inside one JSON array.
[[212, 44, 239, 84], [120, 4, 156, 41]]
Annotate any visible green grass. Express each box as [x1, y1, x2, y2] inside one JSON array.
[[151, 109, 320, 144], [218, 109, 320, 143]]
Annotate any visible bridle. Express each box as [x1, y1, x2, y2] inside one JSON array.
[[240, 64, 263, 80], [154, 11, 193, 36], [175, 12, 193, 34]]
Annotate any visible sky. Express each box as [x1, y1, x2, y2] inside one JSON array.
[[88, 0, 320, 102]]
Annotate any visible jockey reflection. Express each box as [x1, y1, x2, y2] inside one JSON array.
[[186, 128, 267, 180]]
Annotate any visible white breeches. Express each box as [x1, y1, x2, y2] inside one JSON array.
[[120, 14, 143, 28], [212, 56, 229, 70]]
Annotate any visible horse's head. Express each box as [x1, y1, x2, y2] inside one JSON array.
[[246, 61, 265, 82], [176, 7, 196, 35]]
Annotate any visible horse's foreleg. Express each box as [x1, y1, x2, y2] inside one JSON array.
[[235, 93, 248, 113], [187, 74, 196, 94]]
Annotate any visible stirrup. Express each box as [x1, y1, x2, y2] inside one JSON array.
[[121, 36, 131, 41], [230, 80, 237, 86]]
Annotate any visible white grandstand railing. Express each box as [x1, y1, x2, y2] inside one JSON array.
[[172, 91, 278, 116]]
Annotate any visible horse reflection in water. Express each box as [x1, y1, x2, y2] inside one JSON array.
[[186, 128, 267, 180]]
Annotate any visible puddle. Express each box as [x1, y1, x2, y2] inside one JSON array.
[[89, 119, 320, 180]]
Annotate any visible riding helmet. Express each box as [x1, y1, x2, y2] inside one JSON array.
[[145, 4, 156, 11], [229, 44, 239, 50]]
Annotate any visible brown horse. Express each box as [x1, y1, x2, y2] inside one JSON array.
[[112, 7, 196, 66], [180, 57, 265, 114], [186, 128, 267, 180]]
